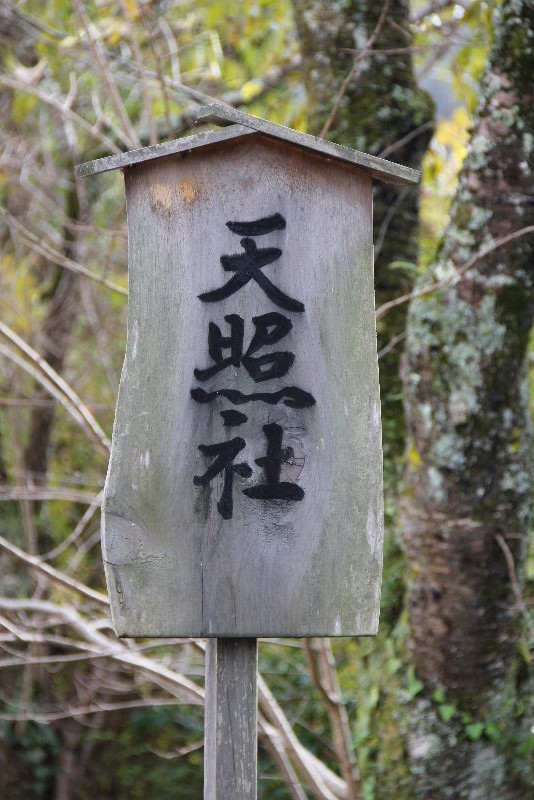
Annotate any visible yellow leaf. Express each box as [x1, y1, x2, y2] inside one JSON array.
[[241, 79, 263, 103], [408, 443, 422, 468], [125, 0, 141, 21]]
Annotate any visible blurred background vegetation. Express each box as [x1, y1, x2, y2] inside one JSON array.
[[1, 1, 534, 798]]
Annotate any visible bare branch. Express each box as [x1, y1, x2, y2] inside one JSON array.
[[193, 640, 347, 799], [147, 740, 204, 760], [0, 322, 111, 453], [378, 330, 407, 359], [259, 673, 346, 800], [118, 0, 157, 146], [1, 697, 182, 723], [2, 208, 128, 296], [320, 0, 390, 139], [259, 721, 309, 800], [0, 598, 204, 705], [158, 19, 181, 84], [495, 534, 534, 646], [379, 121, 434, 160], [0, 534, 108, 606], [71, 0, 140, 149], [376, 225, 534, 321], [0, 487, 101, 504], [40, 491, 102, 560], [305, 640, 361, 800], [0, 75, 122, 154]]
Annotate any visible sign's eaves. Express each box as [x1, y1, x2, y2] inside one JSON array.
[[75, 102, 420, 186], [195, 103, 420, 186], [75, 124, 256, 178]]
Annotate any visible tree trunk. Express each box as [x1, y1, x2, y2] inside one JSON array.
[[291, 0, 434, 473], [23, 183, 81, 486], [402, 0, 534, 795]]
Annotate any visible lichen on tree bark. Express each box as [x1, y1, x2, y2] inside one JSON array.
[[402, 0, 534, 795]]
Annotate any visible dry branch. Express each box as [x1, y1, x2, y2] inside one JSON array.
[[376, 225, 534, 320], [0, 322, 111, 453], [305, 639, 361, 799], [2, 208, 128, 296]]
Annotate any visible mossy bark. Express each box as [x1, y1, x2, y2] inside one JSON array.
[[291, 0, 434, 475], [402, 1, 534, 795]]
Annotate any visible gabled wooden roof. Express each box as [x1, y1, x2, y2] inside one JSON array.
[[76, 102, 420, 186]]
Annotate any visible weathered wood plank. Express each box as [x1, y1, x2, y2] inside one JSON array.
[[204, 638, 257, 800], [75, 104, 420, 186], [74, 125, 255, 177], [102, 133, 383, 637], [193, 102, 421, 185]]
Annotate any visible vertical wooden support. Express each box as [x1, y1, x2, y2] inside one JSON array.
[[204, 638, 258, 800]]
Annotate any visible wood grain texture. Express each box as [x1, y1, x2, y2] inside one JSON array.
[[102, 133, 384, 637], [194, 102, 420, 185], [204, 639, 257, 800], [75, 125, 255, 177], [75, 106, 420, 185]]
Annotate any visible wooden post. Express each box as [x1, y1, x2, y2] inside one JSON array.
[[204, 638, 258, 800]]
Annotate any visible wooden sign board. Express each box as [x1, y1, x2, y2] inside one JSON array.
[[77, 109, 418, 638]]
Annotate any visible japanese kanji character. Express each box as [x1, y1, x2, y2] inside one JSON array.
[[243, 423, 304, 502], [193, 437, 252, 520], [194, 312, 294, 383], [198, 214, 304, 312]]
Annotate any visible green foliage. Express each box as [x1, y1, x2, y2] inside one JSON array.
[[1, 721, 60, 800], [77, 707, 204, 800]]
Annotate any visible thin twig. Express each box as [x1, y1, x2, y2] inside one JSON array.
[[2, 208, 128, 296], [0, 344, 110, 454], [0, 697, 183, 723], [320, 0, 390, 139], [378, 331, 407, 359], [0, 322, 111, 453], [376, 225, 534, 321], [0, 598, 204, 705], [495, 534, 534, 646], [71, 0, 140, 149], [0, 487, 101, 504], [305, 640, 361, 800], [410, 0, 473, 25], [118, 0, 157, 146], [80, 282, 121, 392], [40, 491, 102, 560], [0, 76, 121, 155], [379, 121, 434, 160], [0, 534, 108, 606], [90, 88, 134, 151], [66, 528, 101, 574], [374, 186, 409, 260]]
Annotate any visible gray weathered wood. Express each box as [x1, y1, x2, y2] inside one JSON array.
[[204, 638, 257, 800], [102, 133, 384, 637], [75, 125, 255, 178], [194, 102, 420, 185], [75, 104, 420, 186]]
